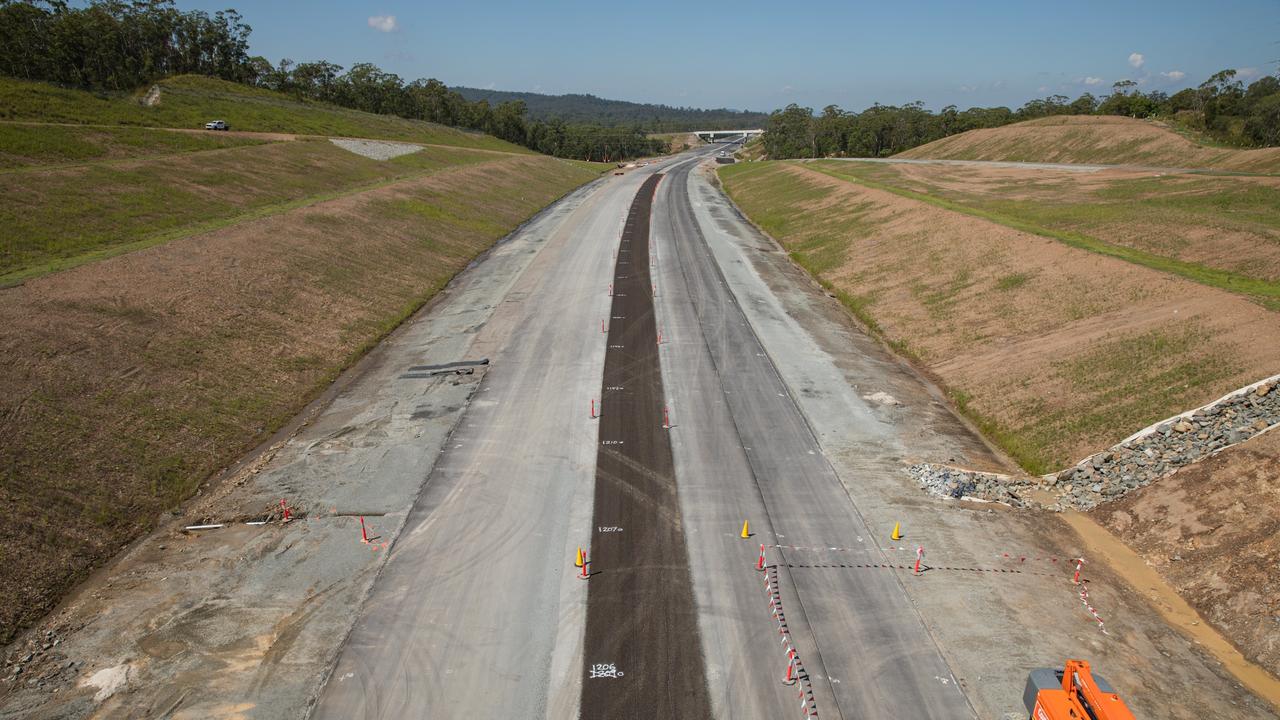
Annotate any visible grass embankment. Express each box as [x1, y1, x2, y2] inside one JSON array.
[[895, 115, 1280, 174], [0, 74, 527, 152], [719, 160, 1280, 474], [0, 152, 601, 642], [1, 139, 501, 281], [806, 161, 1280, 308], [0, 123, 266, 169]]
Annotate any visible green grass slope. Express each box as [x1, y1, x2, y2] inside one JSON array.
[[0, 123, 267, 169], [896, 115, 1280, 173], [1, 139, 507, 281], [0, 75, 530, 152]]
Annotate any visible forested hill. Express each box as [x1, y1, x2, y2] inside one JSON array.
[[453, 86, 768, 131]]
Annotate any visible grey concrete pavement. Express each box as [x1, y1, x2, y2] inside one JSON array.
[[654, 156, 973, 719], [310, 164, 672, 719]]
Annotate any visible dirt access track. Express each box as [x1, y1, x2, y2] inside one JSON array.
[[1, 147, 1275, 719]]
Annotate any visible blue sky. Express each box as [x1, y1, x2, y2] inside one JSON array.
[[188, 0, 1279, 112]]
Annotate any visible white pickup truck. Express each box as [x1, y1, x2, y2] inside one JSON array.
[[204, 120, 229, 131]]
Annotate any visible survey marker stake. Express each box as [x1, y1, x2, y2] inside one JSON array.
[[579, 550, 590, 580], [590, 399, 598, 419], [662, 407, 671, 429], [783, 656, 797, 686], [756, 543, 767, 571], [359, 516, 368, 543], [915, 546, 924, 575]]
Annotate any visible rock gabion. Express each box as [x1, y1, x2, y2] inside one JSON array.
[[910, 375, 1279, 511]]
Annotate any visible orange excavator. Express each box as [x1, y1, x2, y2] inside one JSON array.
[[1024, 660, 1137, 720]]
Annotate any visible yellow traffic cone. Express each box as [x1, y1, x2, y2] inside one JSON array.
[[740, 520, 750, 539], [891, 522, 902, 541], [575, 547, 584, 568]]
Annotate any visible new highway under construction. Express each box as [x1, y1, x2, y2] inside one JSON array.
[[9, 143, 1276, 720]]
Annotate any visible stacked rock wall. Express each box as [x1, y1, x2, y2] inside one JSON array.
[[911, 374, 1280, 511]]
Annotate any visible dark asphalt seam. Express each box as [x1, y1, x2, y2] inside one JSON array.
[[579, 173, 712, 719]]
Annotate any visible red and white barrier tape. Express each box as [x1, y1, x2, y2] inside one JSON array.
[[1073, 558, 1108, 634], [762, 558, 818, 718]]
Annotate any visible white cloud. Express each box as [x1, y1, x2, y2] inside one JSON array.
[[1038, 85, 1049, 93], [1128, 52, 1145, 69], [1081, 76, 1103, 86], [367, 15, 398, 32], [1238, 67, 1260, 79], [1160, 70, 1186, 81]]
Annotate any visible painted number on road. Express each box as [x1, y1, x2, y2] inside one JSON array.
[[589, 663, 624, 679], [606, 386, 624, 391], [597, 526, 623, 533], [602, 440, 624, 445]]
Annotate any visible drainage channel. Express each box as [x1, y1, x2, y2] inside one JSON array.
[[579, 174, 712, 718]]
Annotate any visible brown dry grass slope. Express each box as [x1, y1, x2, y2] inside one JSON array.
[[896, 115, 1280, 173], [0, 153, 599, 641], [718, 161, 1280, 474]]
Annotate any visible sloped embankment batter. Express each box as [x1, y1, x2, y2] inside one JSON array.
[[718, 160, 1280, 474], [0, 153, 599, 642]]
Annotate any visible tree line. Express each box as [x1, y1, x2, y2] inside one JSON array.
[[763, 70, 1280, 160], [254, 61, 663, 161], [453, 86, 769, 132], [0, 0, 664, 161]]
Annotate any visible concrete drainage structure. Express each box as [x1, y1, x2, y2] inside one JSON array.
[[911, 374, 1280, 511]]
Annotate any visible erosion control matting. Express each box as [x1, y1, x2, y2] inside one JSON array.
[[579, 174, 712, 717]]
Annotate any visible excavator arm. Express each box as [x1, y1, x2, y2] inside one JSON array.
[[1025, 659, 1136, 720]]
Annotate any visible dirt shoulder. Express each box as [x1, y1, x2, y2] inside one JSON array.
[[0, 153, 598, 649], [1091, 430, 1280, 675]]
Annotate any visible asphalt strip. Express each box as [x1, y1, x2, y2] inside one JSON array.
[[578, 174, 713, 718]]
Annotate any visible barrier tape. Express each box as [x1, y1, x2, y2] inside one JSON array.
[[767, 542, 1068, 566], [1074, 559, 1108, 634], [762, 555, 819, 718]]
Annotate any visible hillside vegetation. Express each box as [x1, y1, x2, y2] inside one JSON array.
[[719, 160, 1280, 475], [454, 85, 768, 131], [0, 1, 665, 160], [758, 68, 1280, 161], [0, 75, 525, 150], [897, 115, 1280, 173]]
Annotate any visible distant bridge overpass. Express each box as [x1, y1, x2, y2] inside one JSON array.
[[692, 129, 763, 142]]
